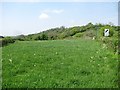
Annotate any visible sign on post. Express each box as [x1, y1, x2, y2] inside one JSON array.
[[104, 29, 109, 37]]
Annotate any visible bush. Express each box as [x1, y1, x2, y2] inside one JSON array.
[[41, 33, 48, 40], [99, 37, 118, 53], [13, 35, 25, 41], [99, 26, 114, 37], [32, 35, 41, 40], [0, 37, 15, 47], [81, 30, 96, 39], [59, 31, 69, 39], [69, 27, 80, 36], [74, 33, 83, 37]]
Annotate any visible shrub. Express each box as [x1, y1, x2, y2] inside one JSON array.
[[69, 27, 80, 36], [74, 33, 83, 37], [13, 35, 25, 41], [33, 35, 41, 40], [0, 37, 15, 47], [99, 37, 118, 53], [99, 26, 114, 37], [82, 30, 96, 39], [41, 33, 48, 40], [59, 31, 69, 39]]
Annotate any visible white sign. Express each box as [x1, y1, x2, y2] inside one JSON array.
[[104, 29, 109, 36]]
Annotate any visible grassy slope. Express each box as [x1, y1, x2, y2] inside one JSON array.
[[2, 39, 118, 88]]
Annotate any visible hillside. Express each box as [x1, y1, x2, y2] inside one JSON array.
[[1, 23, 119, 54], [14, 23, 118, 41]]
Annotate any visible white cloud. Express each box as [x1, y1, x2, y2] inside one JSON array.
[[52, 10, 64, 14], [38, 9, 64, 20], [43, 9, 64, 14], [39, 13, 49, 20]]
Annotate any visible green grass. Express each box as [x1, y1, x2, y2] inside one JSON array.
[[2, 39, 118, 88]]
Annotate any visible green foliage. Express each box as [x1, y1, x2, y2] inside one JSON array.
[[22, 23, 118, 41], [33, 35, 41, 40], [25, 34, 34, 41], [68, 27, 80, 36], [30, 33, 48, 40], [83, 30, 96, 38], [98, 37, 118, 53], [2, 40, 118, 88], [13, 35, 25, 41], [41, 33, 48, 40], [99, 25, 114, 37], [59, 30, 70, 39], [85, 22, 94, 29], [74, 33, 83, 37], [0, 37, 15, 47], [1, 22, 119, 88]]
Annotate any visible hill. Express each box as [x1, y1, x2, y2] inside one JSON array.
[[1, 22, 119, 53], [21, 23, 118, 41], [8, 22, 118, 54]]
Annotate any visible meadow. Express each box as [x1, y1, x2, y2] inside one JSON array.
[[2, 39, 118, 88]]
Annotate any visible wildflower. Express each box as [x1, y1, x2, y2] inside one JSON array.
[[90, 56, 94, 59], [89, 60, 92, 62], [9, 59, 12, 63], [96, 51, 98, 53], [98, 64, 100, 66], [56, 52, 58, 55], [104, 57, 107, 59]]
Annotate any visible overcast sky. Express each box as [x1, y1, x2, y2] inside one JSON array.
[[0, 0, 119, 36]]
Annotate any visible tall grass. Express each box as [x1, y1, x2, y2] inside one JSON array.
[[2, 39, 118, 88]]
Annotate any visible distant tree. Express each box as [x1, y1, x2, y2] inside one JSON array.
[[99, 25, 114, 37], [59, 31, 69, 39], [79, 26, 86, 32], [19, 22, 118, 41], [74, 33, 83, 38], [33, 35, 41, 40], [41, 33, 48, 40], [84, 30, 96, 38], [60, 26, 65, 31], [1, 37, 15, 46], [95, 23, 103, 27], [69, 27, 80, 36], [86, 22, 94, 29], [14, 34, 25, 41]]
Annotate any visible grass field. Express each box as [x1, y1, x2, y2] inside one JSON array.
[[2, 39, 118, 88]]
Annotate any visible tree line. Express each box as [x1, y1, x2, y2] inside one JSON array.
[[14, 23, 118, 41], [0, 22, 119, 53]]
